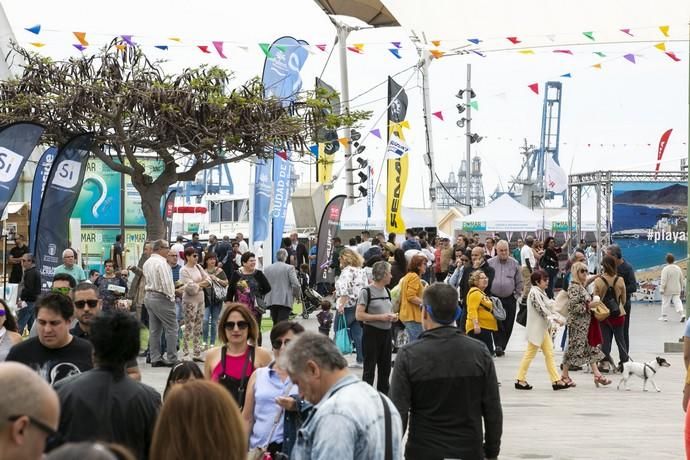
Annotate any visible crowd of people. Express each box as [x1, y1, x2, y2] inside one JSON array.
[[4, 225, 690, 459]]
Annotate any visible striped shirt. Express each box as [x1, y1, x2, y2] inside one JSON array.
[[143, 253, 175, 302]]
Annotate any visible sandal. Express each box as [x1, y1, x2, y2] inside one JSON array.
[[514, 380, 533, 390], [561, 376, 576, 387], [594, 375, 611, 387], [552, 380, 570, 391]]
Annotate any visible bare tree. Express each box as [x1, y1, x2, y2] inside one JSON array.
[[0, 41, 367, 239]]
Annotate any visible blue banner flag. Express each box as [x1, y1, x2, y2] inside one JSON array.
[[252, 160, 272, 243], [29, 147, 56, 251], [271, 155, 292, 258], [260, 36, 309, 262], [0, 123, 45, 218], [35, 133, 94, 281]]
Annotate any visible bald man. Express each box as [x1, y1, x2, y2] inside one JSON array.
[[0, 362, 60, 460], [488, 240, 523, 356]]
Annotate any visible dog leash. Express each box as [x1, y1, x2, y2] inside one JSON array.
[[643, 363, 656, 379]]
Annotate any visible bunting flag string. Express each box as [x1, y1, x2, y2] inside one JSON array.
[[388, 48, 401, 59], [370, 128, 382, 139], [121, 35, 135, 46], [659, 25, 670, 37], [620, 28, 633, 36], [73, 31, 88, 46], [582, 32, 595, 41], [29, 42, 45, 48], [197, 45, 211, 54], [25, 24, 41, 35], [528, 83, 539, 95], [432, 111, 444, 121], [623, 53, 636, 64], [507, 37, 521, 44], [315, 44, 327, 52], [212, 41, 227, 58], [553, 49, 573, 55]]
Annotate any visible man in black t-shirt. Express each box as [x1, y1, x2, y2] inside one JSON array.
[[8, 234, 29, 283], [184, 232, 205, 260], [112, 234, 124, 270], [6, 293, 93, 386]]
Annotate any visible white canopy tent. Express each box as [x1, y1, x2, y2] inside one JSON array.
[[339, 193, 432, 230], [455, 194, 545, 233], [550, 195, 599, 233]]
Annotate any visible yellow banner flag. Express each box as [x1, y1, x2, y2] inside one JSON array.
[[654, 42, 666, 51], [387, 121, 408, 233], [317, 143, 334, 202], [659, 25, 670, 37]]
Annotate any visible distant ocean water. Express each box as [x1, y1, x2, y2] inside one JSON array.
[[612, 203, 684, 270], [612, 203, 672, 232]]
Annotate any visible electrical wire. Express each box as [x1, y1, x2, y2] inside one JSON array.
[[434, 172, 472, 209]]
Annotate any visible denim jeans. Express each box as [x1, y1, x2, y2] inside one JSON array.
[[16, 303, 35, 335], [203, 302, 222, 345], [343, 307, 363, 363]]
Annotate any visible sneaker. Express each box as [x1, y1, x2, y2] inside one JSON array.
[[657, 316, 668, 322], [681, 316, 686, 322], [348, 362, 363, 369], [495, 346, 505, 357]]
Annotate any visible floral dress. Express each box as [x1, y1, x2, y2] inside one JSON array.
[[563, 283, 605, 366]]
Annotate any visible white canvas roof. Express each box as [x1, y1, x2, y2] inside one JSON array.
[[456, 194, 545, 231], [550, 195, 599, 232], [339, 193, 432, 230]]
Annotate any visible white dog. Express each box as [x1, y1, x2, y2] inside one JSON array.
[[617, 357, 670, 392]]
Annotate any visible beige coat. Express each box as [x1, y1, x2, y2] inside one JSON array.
[[661, 263, 684, 296], [526, 285, 558, 346]]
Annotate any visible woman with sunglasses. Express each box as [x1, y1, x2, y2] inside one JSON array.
[[0, 299, 22, 361], [561, 261, 609, 387], [204, 303, 271, 409], [243, 321, 304, 458], [180, 247, 211, 362], [515, 269, 570, 391], [227, 252, 271, 346]]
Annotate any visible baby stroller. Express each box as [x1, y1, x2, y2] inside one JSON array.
[[298, 271, 323, 319]]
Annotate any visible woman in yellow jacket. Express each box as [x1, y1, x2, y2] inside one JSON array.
[[398, 254, 427, 342], [465, 270, 498, 355]]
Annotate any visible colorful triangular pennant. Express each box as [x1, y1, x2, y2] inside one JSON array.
[[73, 44, 86, 52], [73, 32, 88, 46], [316, 44, 327, 52], [400, 120, 410, 129], [115, 44, 126, 51], [432, 111, 443, 121], [553, 49, 573, 55], [168, 37, 181, 42], [560, 73, 572, 78], [623, 53, 636, 64], [469, 101, 478, 111], [347, 45, 364, 54], [518, 50, 535, 55], [620, 28, 633, 36], [659, 25, 670, 37], [593, 51, 606, 57], [391, 41, 401, 49], [154, 45, 168, 51], [259, 43, 272, 57], [582, 31, 595, 41], [528, 83, 539, 95], [507, 37, 521, 44], [388, 48, 401, 59], [276, 150, 288, 161], [121, 35, 135, 46], [666, 51, 681, 62], [467, 38, 481, 45], [370, 128, 382, 139], [654, 42, 666, 52], [592, 63, 602, 69], [198, 45, 211, 54], [309, 145, 319, 156], [430, 50, 444, 59], [431, 40, 441, 47], [212, 41, 227, 58], [471, 50, 486, 57], [25, 24, 41, 35], [29, 42, 45, 48]]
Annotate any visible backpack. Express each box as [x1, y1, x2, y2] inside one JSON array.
[[601, 276, 624, 318], [363, 286, 392, 313]]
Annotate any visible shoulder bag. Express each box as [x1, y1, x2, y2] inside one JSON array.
[[553, 290, 569, 316], [591, 300, 610, 322], [481, 296, 507, 321], [335, 314, 353, 355], [247, 382, 294, 460], [380, 393, 393, 460]]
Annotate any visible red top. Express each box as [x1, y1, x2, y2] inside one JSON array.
[[211, 347, 255, 382]]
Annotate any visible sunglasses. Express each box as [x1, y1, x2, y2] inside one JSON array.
[[224, 321, 250, 330], [7, 415, 62, 444], [191, 254, 198, 258], [272, 338, 291, 350], [578, 269, 588, 274], [74, 299, 99, 309]]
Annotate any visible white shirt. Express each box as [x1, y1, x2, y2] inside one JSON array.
[[238, 240, 249, 254], [404, 249, 423, 263], [521, 245, 536, 269], [661, 263, 684, 296], [170, 242, 185, 266], [143, 253, 175, 302], [357, 241, 372, 256]]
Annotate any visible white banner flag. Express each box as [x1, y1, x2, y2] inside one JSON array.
[[545, 154, 568, 193], [386, 134, 410, 158]]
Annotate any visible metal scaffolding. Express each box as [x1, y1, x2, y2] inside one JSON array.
[[568, 170, 688, 266]]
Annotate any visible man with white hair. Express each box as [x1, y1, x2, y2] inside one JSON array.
[[0, 362, 60, 460], [53, 249, 86, 283], [488, 240, 523, 356], [263, 249, 301, 326], [280, 332, 403, 459]]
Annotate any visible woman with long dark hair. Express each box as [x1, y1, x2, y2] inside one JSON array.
[[227, 252, 271, 346], [388, 249, 407, 289], [0, 299, 21, 361]]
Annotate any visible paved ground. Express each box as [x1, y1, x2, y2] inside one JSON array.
[[140, 301, 688, 459]]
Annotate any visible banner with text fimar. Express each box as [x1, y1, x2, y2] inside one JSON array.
[[35, 133, 94, 282], [386, 77, 409, 234]]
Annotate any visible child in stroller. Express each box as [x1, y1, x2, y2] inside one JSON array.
[[298, 264, 323, 319]]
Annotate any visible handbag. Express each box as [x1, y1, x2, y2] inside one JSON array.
[[483, 297, 507, 321], [553, 290, 569, 316], [390, 283, 402, 313], [516, 301, 527, 327], [335, 314, 353, 355], [591, 300, 610, 322]]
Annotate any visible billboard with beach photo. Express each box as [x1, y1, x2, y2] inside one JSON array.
[[611, 182, 687, 272]]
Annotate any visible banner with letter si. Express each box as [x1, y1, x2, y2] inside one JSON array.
[[35, 133, 94, 281], [0, 123, 45, 218]]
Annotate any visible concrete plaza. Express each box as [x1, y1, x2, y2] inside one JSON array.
[[140, 301, 687, 459]]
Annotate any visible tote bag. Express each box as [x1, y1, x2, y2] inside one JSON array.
[[335, 314, 353, 355]]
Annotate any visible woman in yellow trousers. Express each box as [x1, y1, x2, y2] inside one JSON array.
[[515, 269, 570, 391]]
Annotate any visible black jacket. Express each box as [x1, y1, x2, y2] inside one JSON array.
[[55, 368, 161, 459], [390, 326, 502, 460], [19, 265, 42, 302], [618, 260, 637, 301], [226, 269, 272, 302], [459, 262, 495, 305]]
